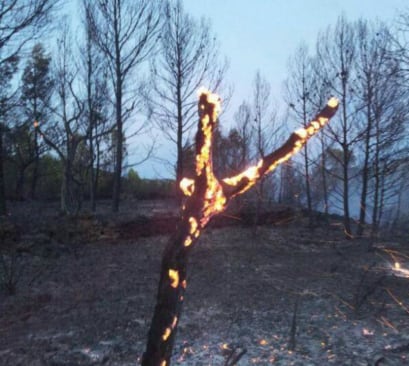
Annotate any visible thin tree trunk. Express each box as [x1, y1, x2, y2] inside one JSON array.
[[357, 96, 372, 236], [89, 135, 96, 211], [175, 68, 183, 202], [112, 115, 122, 212], [341, 75, 352, 237], [87, 43, 96, 212], [112, 10, 123, 213], [371, 118, 380, 237], [320, 138, 329, 217], [30, 126, 39, 199], [377, 165, 386, 229], [0, 123, 7, 215], [60, 164, 69, 214], [302, 95, 312, 223], [94, 135, 101, 210]]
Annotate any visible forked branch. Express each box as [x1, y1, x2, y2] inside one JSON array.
[[142, 89, 339, 366]]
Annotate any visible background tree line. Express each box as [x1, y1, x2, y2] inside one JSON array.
[[1, 0, 409, 236]]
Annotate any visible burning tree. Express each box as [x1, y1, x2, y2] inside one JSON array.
[[142, 89, 339, 365]]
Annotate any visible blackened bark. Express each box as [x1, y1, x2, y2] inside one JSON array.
[[30, 126, 39, 199], [357, 98, 372, 237], [112, 8, 123, 213], [142, 92, 338, 365]]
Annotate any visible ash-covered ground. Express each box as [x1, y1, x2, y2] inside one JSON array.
[[1, 201, 408, 365]]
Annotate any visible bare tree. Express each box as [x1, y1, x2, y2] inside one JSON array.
[[142, 90, 338, 365], [146, 0, 228, 194], [353, 20, 400, 235], [88, 0, 161, 212], [0, 57, 18, 214], [81, 0, 112, 211], [20, 43, 53, 199], [0, 0, 60, 215], [315, 16, 359, 237], [251, 71, 281, 224], [39, 26, 85, 214], [285, 44, 319, 221], [233, 102, 253, 171]]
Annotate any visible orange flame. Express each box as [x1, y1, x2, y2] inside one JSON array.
[[33, 120, 39, 128], [180, 91, 338, 249], [162, 327, 171, 341], [195, 90, 227, 226], [189, 217, 198, 234], [184, 217, 200, 247], [168, 269, 179, 288], [222, 97, 339, 196], [162, 316, 178, 342], [180, 178, 195, 196], [184, 237, 192, 247]]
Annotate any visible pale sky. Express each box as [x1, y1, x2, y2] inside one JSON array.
[[136, 0, 408, 179]]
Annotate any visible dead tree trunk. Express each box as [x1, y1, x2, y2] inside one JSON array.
[[142, 90, 339, 366]]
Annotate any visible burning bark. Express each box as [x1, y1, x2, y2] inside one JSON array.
[[141, 89, 339, 366]]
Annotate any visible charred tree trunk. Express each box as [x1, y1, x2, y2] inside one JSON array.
[[320, 136, 329, 217], [142, 90, 339, 365], [0, 123, 6, 216], [371, 116, 381, 237], [341, 76, 352, 237], [112, 80, 123, 212], [357, 83, 373, 237], [175, 66, 183, 203], [30, 126, 39, 200], [302, 94, 312, 224]]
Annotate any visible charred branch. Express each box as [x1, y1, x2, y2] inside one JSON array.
[[142, 89, 338, 365]]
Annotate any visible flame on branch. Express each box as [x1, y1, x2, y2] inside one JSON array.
[[180, 90, 338, 213], [142, 89, 339, 366]]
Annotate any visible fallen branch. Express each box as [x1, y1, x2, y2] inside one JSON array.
[[142, 89, 339, 366]]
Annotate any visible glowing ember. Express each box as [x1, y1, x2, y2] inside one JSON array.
[[33, 120, 39, 128], [189, 217, 198, 233], [184, 236, 192, 247], [362, 328, 374, 336], [221, 343, 230, 350], [181, 280, 187, 289], [392, 262, 409, 277], [259, 339, 268, 346], [162, 316, 178, 342], [160, 360, 166, 366], [162, 327, 171, 341], [168, 269, 179, 288]]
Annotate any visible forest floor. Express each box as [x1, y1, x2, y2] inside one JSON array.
[[1, 200, 409, 366]]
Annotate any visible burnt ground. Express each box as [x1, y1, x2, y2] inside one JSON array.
[[1, 200, 409, 366]]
